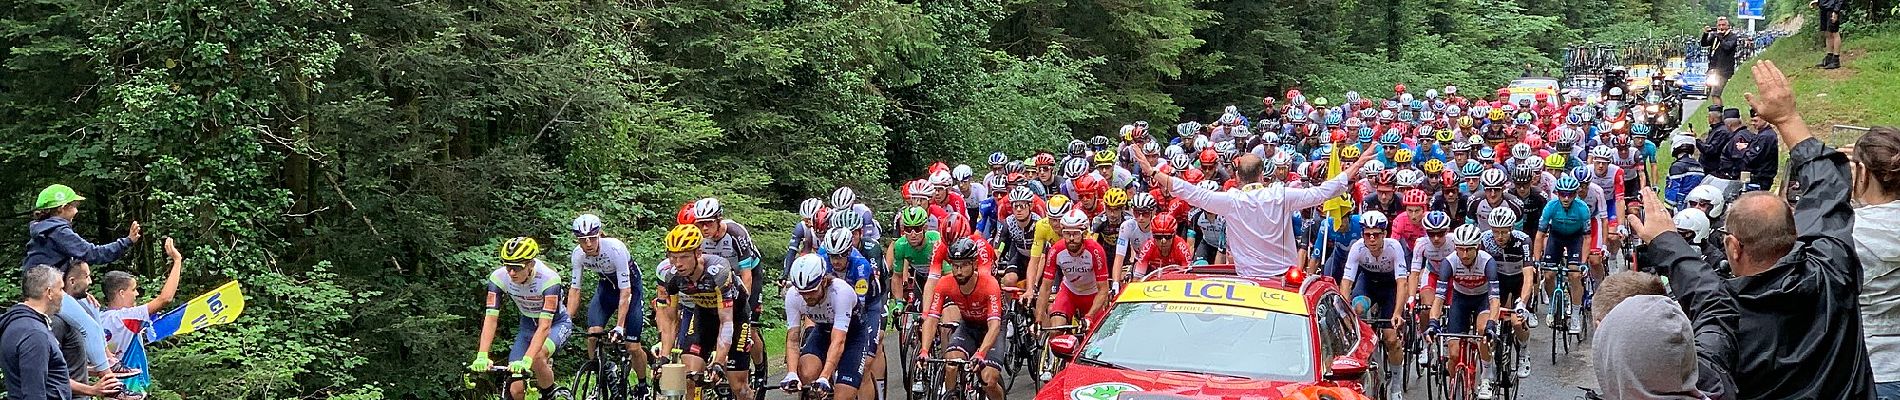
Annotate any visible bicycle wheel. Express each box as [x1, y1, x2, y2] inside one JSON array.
[[1548, 290, 1566, 365], [572, 361, 601, 400], [1369, 337, 1391, 400]]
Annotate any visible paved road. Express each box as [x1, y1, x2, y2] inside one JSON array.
[[762, 319, 1601, 400]]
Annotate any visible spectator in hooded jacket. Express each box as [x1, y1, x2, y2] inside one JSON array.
[[1, 265, 72, 400], [21, 184, 138, 380]]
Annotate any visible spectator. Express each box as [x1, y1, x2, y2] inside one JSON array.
[[1711, 109, 1758, 182], [1130, 151, 1375, 278], [99, 238, 184, 365], [21, 184, 125, 379], [1592, 294, 1707, 400], [1811, 0, 1844, 69], [1, 265, 71, 400], [1849, 126, 1900, 398], [49, 261, 121, 399], [1700, 17, 1744, 107], [1741, 109, 1781, 189], [1698, 106, 1733, 175], [1629, 60, 1874, 399], [1594, 270, 1738, 399]]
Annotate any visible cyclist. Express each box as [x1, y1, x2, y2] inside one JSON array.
[[915, 238, 1007, 400], [1092, 188, 1132, 260], [1429, 225, 1502, 400], [1508, 166, 1547, 240], [1394, 189, 1430, 253], [565, 215, 651, 396], [1339, 211, 1411, 371], [788, 198, 827, 270], [1465, 169, 1523, 231], [1534, 175, 1591, 334], [470, 237, 572, 400], [887, 206, 941, 321], [781, 253, 874, 399], [1412, 211, 1457, 292], [994, 187, 1041, 290], [825, 213, 891, 400], [1480, 207, 1537, 377], [1035, 209, 1110, 334], [954, 165, 983, 222], [1109, 192, 1158, 283], [930, 170, 968, 218], [654, 225, 752, 400], [1133, 214, 1193, 273], [1188, 181, 1229, 265], [690, 198, 768, 374]]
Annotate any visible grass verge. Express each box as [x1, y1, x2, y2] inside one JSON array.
[[1687, 21, 1900, 146]]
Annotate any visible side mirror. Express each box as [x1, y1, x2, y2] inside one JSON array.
[[1323, 356, 1368, 380], [1048, 334, 1079, 358]]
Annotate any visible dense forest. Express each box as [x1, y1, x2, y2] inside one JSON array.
[[0, 0, 1720, 396]]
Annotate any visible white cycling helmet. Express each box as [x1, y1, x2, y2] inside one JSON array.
[[1425, 89, 1439, 99], [788, 254, 829, 293], [1361, 160, 1386, 177], [821, 228, 856, 254], [571, 214, 604, 237], [1059, 209, 1090, 230], [1481, 168, 1509, 189], [1452, 225, 1485, 246], [799, 198, 825, 220], [929, 170, 955, 187], [1142, 142, 1160, 155], [1590, 145, 1615, 161], [1512, 143, 1534, 161], [828, 207, 861, 231], [1361, 211, 1390, 229], [1063, 157, 1090, 179], [1674, 208, 1713, 243], [1396, 169, 1426, 187], [952, 164, 974, 182], [1489, 207, 1519, 228], [1008, 186, 1035, 203], [830, 187, 857, 209], [692, 198, 722, 222], [906, 179, 936, 199], [1197, 180, 1220, 192], [1169, 154, 1193, 171]]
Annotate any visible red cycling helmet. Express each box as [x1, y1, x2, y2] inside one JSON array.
[[943, 217, 972, 242], [1199, 148, 1218, 164], [1151, 213, 1179, 236], [928, 161, 949, 175], [1074, 174, 1107, 198], [812, 207, 831, 231], [1181, 168, 1206, 184], [1403, 189, 1429, 207], [1377, 170, 1397, 186], [1033, 153, 1057, 167], [676, 202, 697, 225], [1394, 83, 1407, 94], [1286, 89, 1303, 100]]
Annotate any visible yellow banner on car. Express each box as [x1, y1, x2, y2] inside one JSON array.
[[1118, 280, 1308, 315]]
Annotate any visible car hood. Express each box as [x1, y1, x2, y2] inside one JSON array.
[[1035, 363, 1320, 400]]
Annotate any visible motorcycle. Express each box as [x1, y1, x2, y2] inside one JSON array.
[[1635, 89, 1679, 136]]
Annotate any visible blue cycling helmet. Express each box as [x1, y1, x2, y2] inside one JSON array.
[[1311, 145, 1332, 161], [1358, 127, 1376, 143], [1380, 130, 1402, 145], [1565, 114, 1583, 126], [1631, 124, 1651, 137], [1422, 211, 1452, 231], [1279, 144, 1298, 156], [1571, 165, 1592, 183], [1326, 111, 1344, 126], [1411, 100, 1425, 110], [1462, 160, 1485, 177], [1476, 147, 1497, 162], [1289, 108, 1309, 122], [988, 151, 1008, 166], [1555, 175, 1582, 193]]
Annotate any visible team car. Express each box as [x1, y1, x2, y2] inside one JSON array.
[[1034, 265, 1385, 400]]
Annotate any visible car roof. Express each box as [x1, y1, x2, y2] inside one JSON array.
[[1123, 265, 1313, 316]]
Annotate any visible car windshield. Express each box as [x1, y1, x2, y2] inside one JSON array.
[[1076, 302, 1314, 381]]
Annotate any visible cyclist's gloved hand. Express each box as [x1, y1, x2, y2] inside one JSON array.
[[610, 326, 626, 339], [468, 353, 492, 372], [780, 372, 801, 392], [812, 377, 833, 394], [507, 359, 534, 374], [1428, 320, 1442, 336]]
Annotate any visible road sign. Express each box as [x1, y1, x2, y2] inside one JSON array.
[[1738, 0, 1765, 19]]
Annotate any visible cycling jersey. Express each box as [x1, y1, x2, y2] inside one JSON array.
[[486, 260, 567, 319], [1134, 235, 1192, 274], [1030, 219, 1059, 258], [822, 247, 888, 306], [1435, 250, 1499, 298], [1190, 209, 1227, 252], [995, 216, 1038, 267], [1481, 230, 1533, 273], [1464, 194, 1524, 231], [1539, 199, 1593, 236], [1514, 189, 1548, 236], [1114, 219, 1154, 260], [1343, 238, 1410, 279], [1391, 213, 1426, 253], [890, 230, 942, 277], [571, 238, 636, 289], [1042, 240, 1110, 296], [657, 254, 741, 310], [926, 274, 1003, 323], [974, 198, 1001, 236], [700, 220, 762, 272], [784, 278, 860, 327], [1410, 237, 1457, 279], [850, 204, 882, 242], [1091, 212, 1127, 254], [787, 221, 819, 267]]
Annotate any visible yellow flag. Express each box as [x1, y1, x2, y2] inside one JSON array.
[[1324, 144, 1352, 230]]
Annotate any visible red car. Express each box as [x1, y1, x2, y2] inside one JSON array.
[[1034, 265, 1385, 400]]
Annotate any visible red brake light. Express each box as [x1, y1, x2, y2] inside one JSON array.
[[1284, 268, 1304, 285]]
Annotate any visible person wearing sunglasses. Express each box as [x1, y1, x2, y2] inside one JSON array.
[[1340, 211, 1411, 373], [1534, 175, 1592, 335], [470, 237, 572, 400], [566, 214, 650, 396]]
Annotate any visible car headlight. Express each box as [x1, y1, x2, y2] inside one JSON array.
[[1647, 105, 1660, 113]]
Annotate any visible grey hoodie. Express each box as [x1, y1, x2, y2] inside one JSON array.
[[1593, 295, 1706, 400]]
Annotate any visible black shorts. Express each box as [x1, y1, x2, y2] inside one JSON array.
[[1497, 272, 1526, 305], [947, 322, 1006, 371], [1820, 8, 1843, 33], [676, 306, 753, 371]]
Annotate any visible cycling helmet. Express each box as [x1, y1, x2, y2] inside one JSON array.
[[1199, 148, 1218, 165], [1273, 152, 1295, 170], [1151, 214, 1179, 236], [1165, 144, 1186, 158], [1231, 125, 1253, 139], [1432, 129, 1454, 143], [899, 206, 930, 227], [905, 179, 934, 199], [1419, 110, 1438, 121], [1345, 91, 1362, 104], [1487, 108, 1507, 121], [1288, 108, 1309, 123], [930, 170, 955, 187], [1555, 175, 1582, 193], [1361, 161, 1386, 178], [1378, 110, 1396, 122], [1048, 195, 1074, 215], [1514, 112, 1533, 126], [799, 198, 825, 220], [1260, 131, 1280, 146], [1375, 170, 1398, 186], [1090, 135, 1111, 149], [1511, 166, 1537, 182], [1093, 150, 1117, 166], [1305, 161, 1328, 180], [1395, 83, 1408, 94], [1481, 168, 1508, 189], [1169, 154, 1193, 171], [676, 203, 696, 225], [988, 152, 1008, 167], [1325, 111, 1344, 126], [1006, 160, 1026, 174], [1196, 180, 1220, 192], [788, 254, 828, 292], [831, 187, 857, 209], [1130, 192, 1158, 211], [499, 237, 542, 262], [1570, 166, 1592, 183], [1339, 145, 1362, 161], [1403, 189, 1429, 207], [1359, 212, 1390, 232], [1422, 211, 1452, 231], [1489, 207, 1520, 228], [945, 237, 982, 261], [1675, 208, 1712, 242], [1396, 169, 1425, 187], [571, 214, 604, 237], [1543, 153, 1567, 170], [665, 224, 702, 253], [1410, 100, 1425, 111], [1422, 159, 1446, 174], [1358, 127, 1376, 144], [1033, 153, 1058, 167], [1359, 108, 1377, 120], [1062, 157, 1090, 179], [828, 207, 862, 230], [1067, 139, 1088, 156], [1393, 149, 1415, 164], [1103, 188, 1131, 208], [1590, 145, 1614, 161], [1380, 130, 1402, 146], [984, 174, 1006, 192], [1059, 209, 1090, 230], [952, 165, 974, 182], [1458, 116, 1476, 128], [692, 198, 722, 222], [1074, 174, 1107, 197], [1141, 142, 1160, 156], [1008, 186, 1035, 203], [1476, 147, 1496, 162], [1631, 124, 1651, 138], [821, 228, 855, 254], [1565, 114, 1583, 126], [1452, 225, 1484, 246], [1399, 92, 1416, 104], [1612, 134, 1632, 148], [1461, 161, 1484, 178], [1510, 143, 1533, 161]]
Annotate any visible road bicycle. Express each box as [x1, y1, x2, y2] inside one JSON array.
[[917, 357, 986, 400], [572, 331, 637, 400], [466, 366, 573, 400], [1487, 314, 1521, 400], [1436, 332, 1485, 400], [1538, 260, 1586, 364]]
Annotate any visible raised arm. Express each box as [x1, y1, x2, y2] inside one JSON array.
[[146, 238, 186, 311]]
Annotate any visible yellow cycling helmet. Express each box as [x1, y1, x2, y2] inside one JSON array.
[[1047, 194, 1073, 215], [1338, 145, 1362, 161], [1544, 153, 1568, 170], [1394, 149, 1415, 164], [1435, 129, 1456, 142], [1092, 150, 1117, 166], [499, 237, 541, 263], [1457, 116, 1475, 129], [1423, 158, 1445, 174], [665, 224, 703, 253], [1487, 108, 1507, 121], [1102, 188, 1130, 208]]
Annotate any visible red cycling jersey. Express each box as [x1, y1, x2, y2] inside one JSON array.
[[930, 232, 996, 279], [926, 273, 1003, 323], [1135, 235, 1193, 273], [1042, 239, 1110, 296]]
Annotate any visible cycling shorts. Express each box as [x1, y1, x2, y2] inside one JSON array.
[[1543, 233, 1586, 267], [1050, 289, 1098, 320], [586, 278, 646, 337], [1444, 293, 1489, 335], [947, 322, 1006, 371], [798, 322, 878, 388], [1497, 272, 1526, 307], [1351, 271, 1399, 321], [509, 313, 574, 362], [675, 305, 752, 371]]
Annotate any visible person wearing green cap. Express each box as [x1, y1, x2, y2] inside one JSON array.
[[21, 183, 140, 378]]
